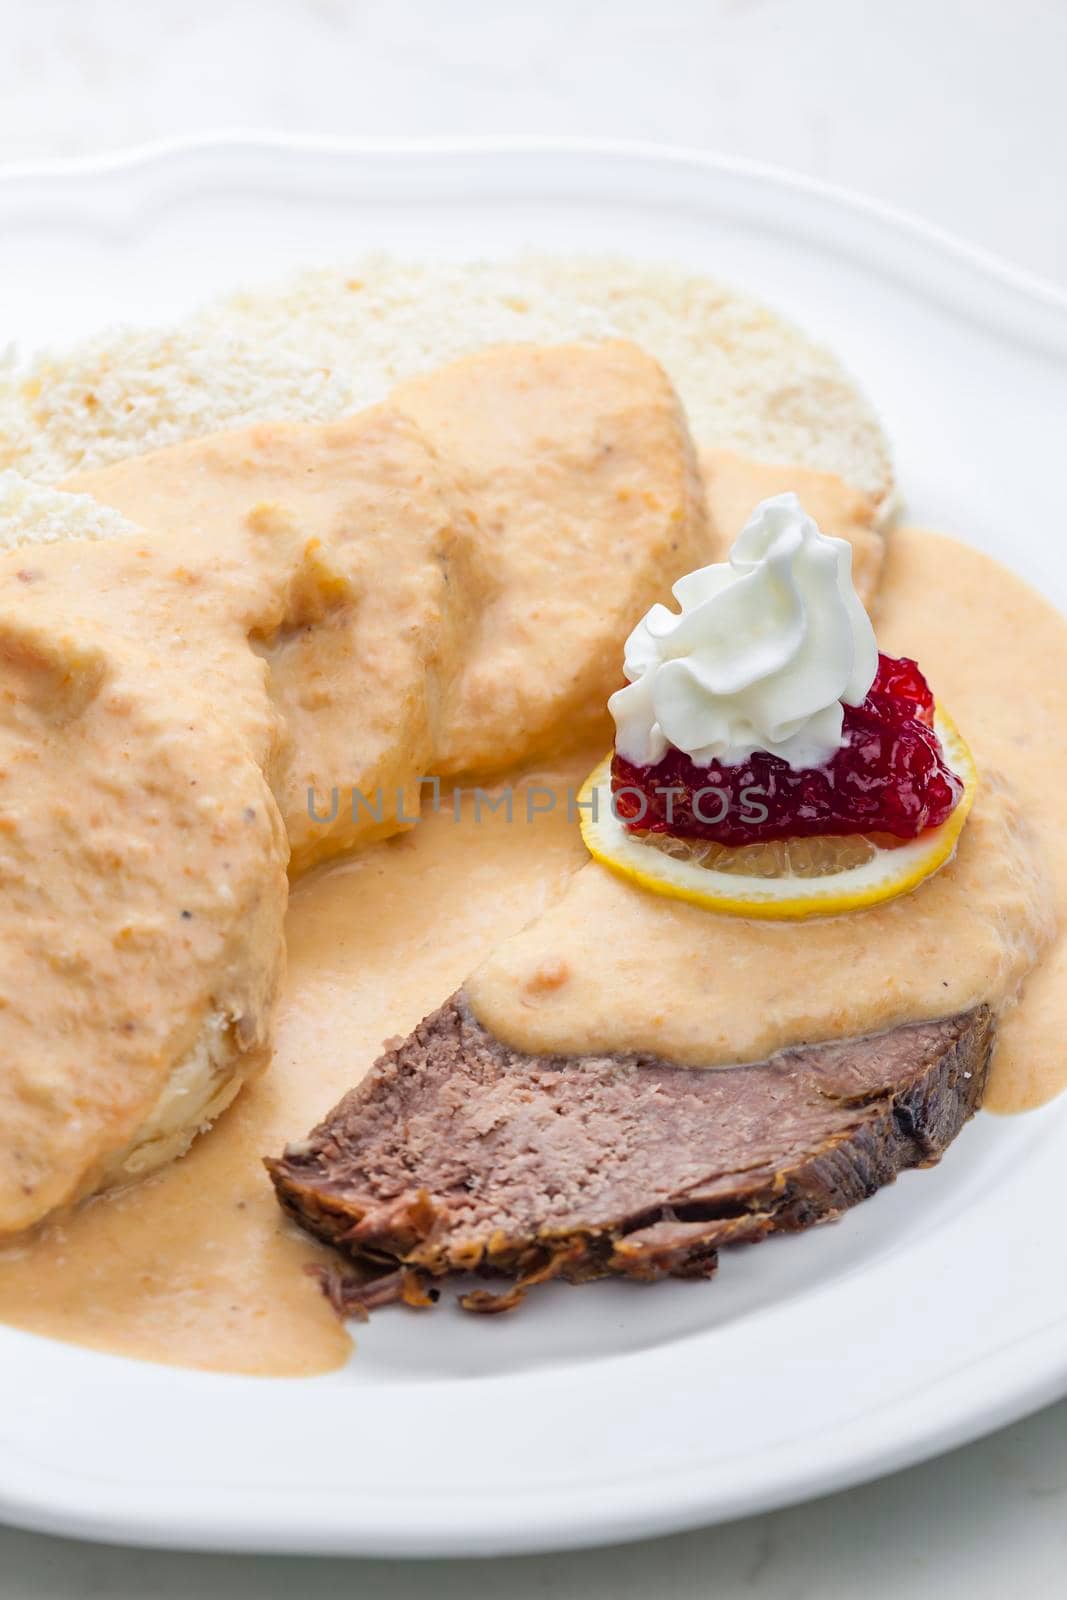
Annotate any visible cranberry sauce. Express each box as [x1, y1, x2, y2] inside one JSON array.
[[610, 654, 963, 845]]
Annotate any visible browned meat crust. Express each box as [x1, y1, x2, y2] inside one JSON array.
[[266, 994, 993, 1315]]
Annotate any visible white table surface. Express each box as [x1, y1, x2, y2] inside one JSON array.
[[1, 1, 1065, 1594]]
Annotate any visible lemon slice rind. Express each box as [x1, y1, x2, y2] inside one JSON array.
[[578, 710, 977, 921]]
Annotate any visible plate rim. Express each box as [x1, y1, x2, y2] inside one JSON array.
[[2, 132, 1066, 335], [1, 133, 1066, 1557]]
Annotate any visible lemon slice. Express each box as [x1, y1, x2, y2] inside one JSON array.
[[578, 710, 977, 920]]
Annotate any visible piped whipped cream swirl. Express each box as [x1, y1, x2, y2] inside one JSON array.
[[609, 493, 878, 772]]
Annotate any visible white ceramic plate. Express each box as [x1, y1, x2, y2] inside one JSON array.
[[1, 137, 1066, 1558]]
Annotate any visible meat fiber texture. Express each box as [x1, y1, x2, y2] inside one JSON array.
[[268, 994, 992, 1314]]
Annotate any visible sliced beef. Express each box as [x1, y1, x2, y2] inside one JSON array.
[[267, 993, 993, 1315]]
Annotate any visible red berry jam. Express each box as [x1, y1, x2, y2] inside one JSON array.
[[610, 653, 963, 846]]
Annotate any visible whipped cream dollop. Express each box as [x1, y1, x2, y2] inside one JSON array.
[[609, 493, 878, 772]]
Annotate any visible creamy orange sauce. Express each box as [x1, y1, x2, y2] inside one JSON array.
[[878, 530, 1067, 1114], [469, 531, 1065, 1105], [0, 518, 293, 1232], [0, 768, 589, 1374], [71, 341, 709, 868], [0, 408, 1062, 1375], [0, 340, 707, 1239]]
